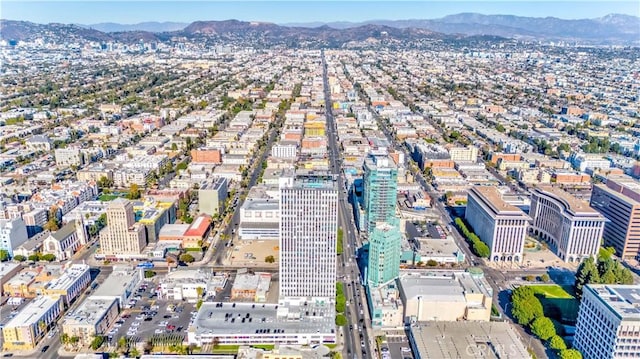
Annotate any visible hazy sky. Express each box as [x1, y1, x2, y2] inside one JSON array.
[[2, 1, 639, 24]]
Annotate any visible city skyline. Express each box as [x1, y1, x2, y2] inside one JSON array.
[[1, 1, 639, 25]]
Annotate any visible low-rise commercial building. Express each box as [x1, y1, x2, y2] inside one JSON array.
[[2, 296, 62, 351], [90, 265, 140, 307], [42, 263, 91, 306], [188, 302, 336, 346], [61, 297, 119, 346], [408, 321, 529, 359], [0, 262, 22, 296], [231, 271, 272, 302], [530, 185, 606, 263], [398, 271, 493, 323]]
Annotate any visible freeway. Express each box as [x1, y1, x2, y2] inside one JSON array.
[[322, 52, 373, 359]]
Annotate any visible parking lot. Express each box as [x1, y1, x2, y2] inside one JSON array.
[[103, 279, 197, 347], [380, 331, 414, 359]]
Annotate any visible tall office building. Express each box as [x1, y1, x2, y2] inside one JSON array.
[[590, 176, 640, 260], [363, 154, 398, 234], [465, 186, 530, 262], [530, 185, 606, 263], [574, 284, 640, 359], [279, 171, 338, 302], [367, 221, 401, 287], [99, 199, 146, 257]]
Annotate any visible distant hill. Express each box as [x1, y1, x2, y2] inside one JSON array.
[[287, 13, 640, 45], [1, 13, 637, 46], [82, 21, 188, 33]]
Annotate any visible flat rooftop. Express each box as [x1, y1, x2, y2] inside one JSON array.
[[63, 297, 118, 326], [0, 262, 20, 278], [470, 186, 524, 215], [159, 224, 190, 237], [4, 295, 60, 328], [242, 198, 279, 211], [410, 321, 529, 359], [586, 284, 640, 320], [191, 302, 335, 336], [534, 185, 598, 214], [399, 271, 492, 302], [46, 264, 90, 291], [91, 266, 138, 298]]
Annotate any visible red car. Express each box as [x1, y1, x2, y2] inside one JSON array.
[[166, 324, 176, 331]]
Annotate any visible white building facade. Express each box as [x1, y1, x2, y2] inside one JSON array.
[[574, 285, 640, 359], [530, 186, 606, 263], [279, 172, 338, 303], [465, 186, 530, 262]]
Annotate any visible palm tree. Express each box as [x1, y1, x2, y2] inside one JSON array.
[[37, 320, 47, 337]]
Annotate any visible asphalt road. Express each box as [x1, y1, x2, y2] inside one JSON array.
[[322, 53, 373, 359], [366, 92, 550, 359]]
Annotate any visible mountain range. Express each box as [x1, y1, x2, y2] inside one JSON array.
[[1, 13, 638, 46]]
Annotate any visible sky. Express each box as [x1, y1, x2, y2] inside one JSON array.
[[1, 1, 639, 25]]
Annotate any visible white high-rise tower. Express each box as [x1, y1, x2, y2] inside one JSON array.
[[279, 171, 339, 304]]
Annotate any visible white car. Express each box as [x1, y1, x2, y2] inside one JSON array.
[[131, 322, 141, 327], [401, 347, 411, 353], [158, 321, 168, 326], [155, 329, 164, 334]]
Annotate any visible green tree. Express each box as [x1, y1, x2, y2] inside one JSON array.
[[426, 259, 438, 266], [144, 270, 156, 278], [28, 254, 40, 262], [548, 335, 567, 350], [196, 299, 203, 310], [511, 287, 543, 326], [575, 257, 600, 298], [531, 316, 556, 341], [41, 253, 56, 262], [91, 335, 105, 350], [129, 347, 141, 358], [127, 183, 141, 200], [558, 349, 583, 359], [179, 253, 195, 263], [0, 249, 9, 262], [13, 254, 26, 262], [265, 255, 275, 263], [43, 217, 60, 232], [598, 246, 616, 261], [335, 314, 348, 326], [171, 143, 178, 151], [97, 175, 113, 189], [540, 273, 550, 282]]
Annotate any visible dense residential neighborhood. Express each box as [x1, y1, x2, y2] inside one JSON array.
[[0, 8, 639, 359]]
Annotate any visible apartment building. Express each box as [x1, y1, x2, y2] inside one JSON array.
[[271, 141, 299, 159], [279, 171, 338, 302], [530, 185, 606, 263], [98, 199, 146, 258], [574, 285, 640, 359], [2, 296, 61, 351], [61, 297, 119, 346], [54, 147, 84, 167], [198, 177, 228, 216], [465, 186, 530, 262], [0, 218, 29, 257], [190, 148, 223, 164], [590, 176, 640, 259], [448, 146, 479, 162], [363, 154, 398, 234], [367, 222, 401, 288]]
